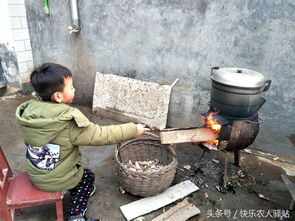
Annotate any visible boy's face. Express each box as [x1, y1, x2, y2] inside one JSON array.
[[59, 77, 75, 104]]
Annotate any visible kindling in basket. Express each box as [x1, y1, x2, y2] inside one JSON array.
[[115, 133, 178, 197]]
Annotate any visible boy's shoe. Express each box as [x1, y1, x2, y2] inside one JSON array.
[[90, 185, 96, 197], [68, 214, 100, 221]]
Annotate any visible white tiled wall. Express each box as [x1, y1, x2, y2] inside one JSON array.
[[0, 0, 14, 47], [8, 0, 34, 83]]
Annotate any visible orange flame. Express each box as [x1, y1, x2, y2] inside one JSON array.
[[203, 112, 221, 149], [206, 112, 221, 132]]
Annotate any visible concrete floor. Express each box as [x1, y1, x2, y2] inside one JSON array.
[[1, 93, 295, 221]]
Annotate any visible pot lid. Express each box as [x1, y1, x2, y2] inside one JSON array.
[[211, 67, 265, 88]]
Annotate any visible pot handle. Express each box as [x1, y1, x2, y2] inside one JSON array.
[[263, 80, 271, 92], [252, 97, 266, 114], [211, 66, 219, 75]]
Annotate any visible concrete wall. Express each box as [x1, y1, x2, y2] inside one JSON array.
[[25, 0, 295, 158]]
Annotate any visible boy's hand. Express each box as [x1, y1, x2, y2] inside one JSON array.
[[136, 124, 146, 136]]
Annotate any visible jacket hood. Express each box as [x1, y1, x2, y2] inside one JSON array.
[[16, 100, 90, 146]]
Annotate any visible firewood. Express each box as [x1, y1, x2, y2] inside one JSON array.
[[160, 127, 218, 144], [151, 198, 200, 221]]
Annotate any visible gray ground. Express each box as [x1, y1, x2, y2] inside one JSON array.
[[0, 93, 294, 221]]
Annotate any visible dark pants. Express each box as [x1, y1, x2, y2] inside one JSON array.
[[68, 168, 95, 216]]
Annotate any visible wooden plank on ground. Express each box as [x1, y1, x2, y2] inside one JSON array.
[[281, 174, 295, 200], [120, 180, 199, 221], [152, 198, 190, 221], [281, 174, 295, 210], [152, 198, 201, 221], [160, 127, 218, 144]]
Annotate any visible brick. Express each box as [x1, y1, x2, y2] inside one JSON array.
[[10, 17, 21, 29], [24, 40, 31, 50], [0, 18, 6, 28], [18, 61, 28, 73], [8, 5, 26, 17], [16, 51, 33, 62], [20, 72, 30, 83], [17, 0, 25, 5], [20, 16, 27, 28], [7, 0, 18, 4], [0, 23, 3, 30], [27, 60, 34, 71], [13, 40, 25, 52], [12, 28, 29, 40]]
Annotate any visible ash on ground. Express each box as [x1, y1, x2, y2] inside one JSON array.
[[174, 143, 245, 188], [171, 143, 294, 221]]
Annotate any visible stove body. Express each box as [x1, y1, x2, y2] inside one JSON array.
[[206, 111, 260, 152], [198, 67, 271, 186], [205, 67, 271, 153]]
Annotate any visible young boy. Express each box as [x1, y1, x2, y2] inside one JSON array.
[[15, 63, 146, 221]]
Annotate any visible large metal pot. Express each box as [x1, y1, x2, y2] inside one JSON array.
[[210, 67, 271, 117]]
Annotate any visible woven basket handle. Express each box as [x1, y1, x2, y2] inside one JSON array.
[[117, 132, 159, 150], [167, 144, 177, 157], [117, 132, 177, 159]]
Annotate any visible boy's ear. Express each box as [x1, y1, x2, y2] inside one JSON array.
[[51, 92, 62, 103]]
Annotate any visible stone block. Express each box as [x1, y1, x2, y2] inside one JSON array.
[[93, 72, 173, 129]]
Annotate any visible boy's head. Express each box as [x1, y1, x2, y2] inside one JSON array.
[[30, 63, 75, 104]]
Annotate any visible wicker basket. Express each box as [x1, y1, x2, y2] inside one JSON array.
[[115, 133, 178, 197]]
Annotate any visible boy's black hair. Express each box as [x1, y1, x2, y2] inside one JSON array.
[[30, 63, 72, 101]]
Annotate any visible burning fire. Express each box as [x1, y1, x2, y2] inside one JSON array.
[[205, 112, 221, 132], [204, 112, 221, 149]]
